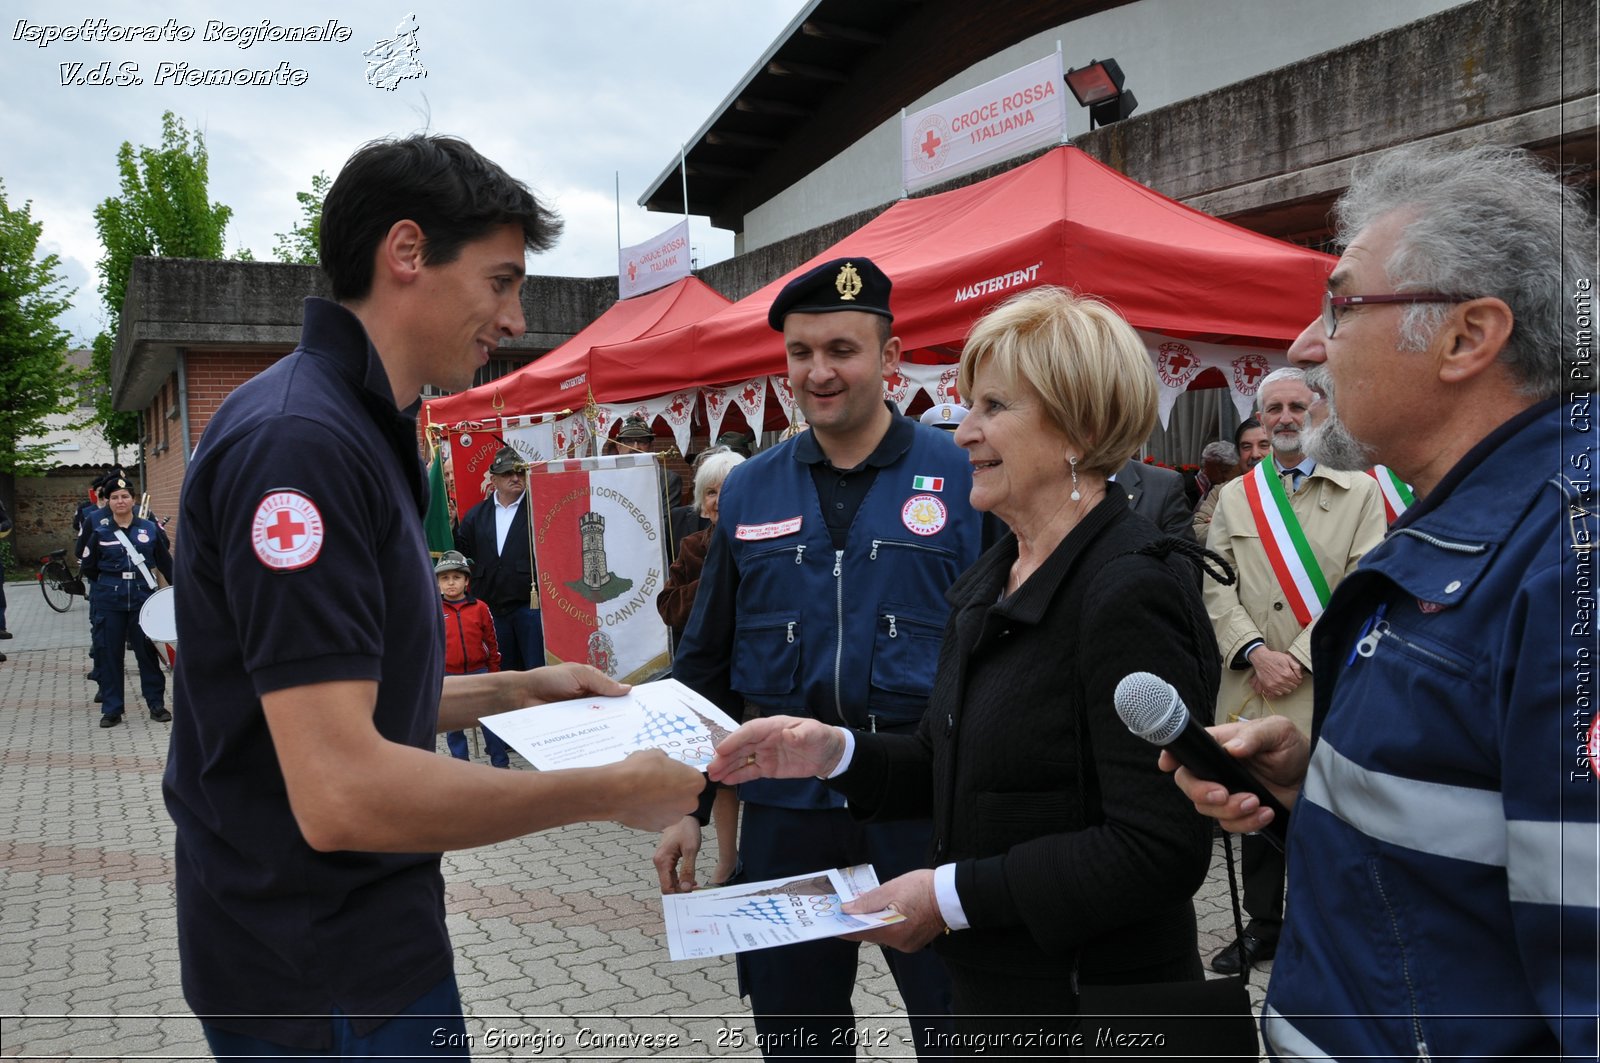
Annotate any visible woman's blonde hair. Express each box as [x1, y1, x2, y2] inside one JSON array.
[[957, 287, 1157, 478]]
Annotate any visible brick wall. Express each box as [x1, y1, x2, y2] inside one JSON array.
[[141, 373, 186, 536], [10, 471, 100, 569], [134, 348, 291, 543]]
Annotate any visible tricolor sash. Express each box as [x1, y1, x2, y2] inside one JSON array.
[[1365, 465, 1414, 523], [1241, 457, 1331, 627]]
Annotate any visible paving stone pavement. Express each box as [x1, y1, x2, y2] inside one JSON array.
[[0, 581, 1268, 1060]]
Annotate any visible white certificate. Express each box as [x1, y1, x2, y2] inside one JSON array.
[[662, 865, 904, 961], [479, 678, 739, 771]]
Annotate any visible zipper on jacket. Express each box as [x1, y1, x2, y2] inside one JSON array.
[[886, 614, 898, 638], [794, 544, 806, 565], [1356, 620, 1462, 672], [1388, 527, 1488, 555], [869, 537, 950, 561], [1369, 859, 1430, 1060], [833, 549, 845, 720], [1346, 604, 1388, 666]]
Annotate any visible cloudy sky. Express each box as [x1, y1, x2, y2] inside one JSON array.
[[1, 1, 803, 345]]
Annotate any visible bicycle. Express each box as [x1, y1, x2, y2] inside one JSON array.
[[37, 548, 87, 613]]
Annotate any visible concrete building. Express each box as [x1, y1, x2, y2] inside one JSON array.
[[113, 0, 1597, 524], [648, 0, 1594, 296]]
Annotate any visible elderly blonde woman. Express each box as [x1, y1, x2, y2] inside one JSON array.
[[710, 287, 1218, 1039], [656, 448, 746, 887], [656, 449, 745, 638]]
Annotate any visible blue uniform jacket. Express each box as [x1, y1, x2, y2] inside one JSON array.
[[1264, 399, 1598, 1061], [677, 420, 983, 809], [81, 513, 173, 611]]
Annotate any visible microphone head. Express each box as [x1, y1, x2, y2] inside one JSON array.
[[1113, 672, 1189, 746]]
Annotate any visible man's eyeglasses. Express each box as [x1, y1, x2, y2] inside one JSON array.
[[1321, 290, 1472, 338]]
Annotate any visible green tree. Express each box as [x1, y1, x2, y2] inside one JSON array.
[[0, 180, 80, 476], [272, 171, 329, 265], [91, 111, 233, 451]]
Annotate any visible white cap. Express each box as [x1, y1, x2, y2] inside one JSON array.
[[919, 402, 967, 430]]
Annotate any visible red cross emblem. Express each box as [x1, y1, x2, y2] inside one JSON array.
[[1231, 354, 1271, 395], [910, 115, 951, 175], [266, 510, 304, 549], [1157, 342, 1202, 389], [250, 490, 325, 571]]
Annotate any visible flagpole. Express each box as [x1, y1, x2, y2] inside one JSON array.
[[1056, 41, 1068, 144], [680, 145, 694, 270], [615, 170, 622, 259]]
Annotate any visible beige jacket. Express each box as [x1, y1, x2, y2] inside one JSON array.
[[1191, 487, 1222, 542], [1203, 465, 1386, 735]]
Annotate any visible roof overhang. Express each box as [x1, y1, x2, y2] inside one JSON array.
[[639, 0, 1133, 229]]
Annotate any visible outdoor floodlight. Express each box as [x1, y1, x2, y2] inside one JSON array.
[[1066, 58, 1139, 129]]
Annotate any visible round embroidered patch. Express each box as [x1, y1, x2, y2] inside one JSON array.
[[250, 490, 325, 571], [901, 494, 948, 537]]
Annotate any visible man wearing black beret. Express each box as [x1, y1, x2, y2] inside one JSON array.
[[660, 258, 985, 1059]]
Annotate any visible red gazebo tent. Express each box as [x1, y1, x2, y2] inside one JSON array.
[[427, 275, 732, 427], [587, 146, 1333, 405]]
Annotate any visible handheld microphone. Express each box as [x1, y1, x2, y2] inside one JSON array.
[[1114, 671, 1289, 852]]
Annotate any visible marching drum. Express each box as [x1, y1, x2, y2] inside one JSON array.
[[138, 586, 178, 667]]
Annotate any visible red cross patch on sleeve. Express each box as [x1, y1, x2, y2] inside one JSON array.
[[250, 490, 325, 571]]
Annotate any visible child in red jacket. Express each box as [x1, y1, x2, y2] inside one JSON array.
[[436, 551, 510, 767]]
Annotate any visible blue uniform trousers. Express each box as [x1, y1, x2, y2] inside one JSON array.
[[86, 585, 105, 682], [735, 803, 954, 1060], [92, 584, 165, 718]]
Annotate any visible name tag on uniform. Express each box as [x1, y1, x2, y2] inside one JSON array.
[[736, 516, 803, 541]]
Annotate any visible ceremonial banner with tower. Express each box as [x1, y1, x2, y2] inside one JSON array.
[[524, 453, 672, 683]]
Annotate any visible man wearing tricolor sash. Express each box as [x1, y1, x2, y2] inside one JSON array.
[[1201, 368, 1385, 974], [1364, 463, 1414, 522]]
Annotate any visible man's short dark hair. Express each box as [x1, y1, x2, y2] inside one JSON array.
[[320, 134, 563, 302]]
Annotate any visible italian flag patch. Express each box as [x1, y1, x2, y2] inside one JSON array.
[[912, 475, 944, 492]]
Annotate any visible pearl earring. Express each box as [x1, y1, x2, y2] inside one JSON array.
[[1069, 455, 1081, 501]]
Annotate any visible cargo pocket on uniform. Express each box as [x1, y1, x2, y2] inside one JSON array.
[[731, 610, 802, 698], [869, 603, 944, 703]]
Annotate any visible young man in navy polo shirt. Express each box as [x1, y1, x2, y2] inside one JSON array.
[[162, 135, 704, 1059]]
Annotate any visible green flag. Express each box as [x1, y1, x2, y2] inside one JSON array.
[[424, 445, 454, 556]]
